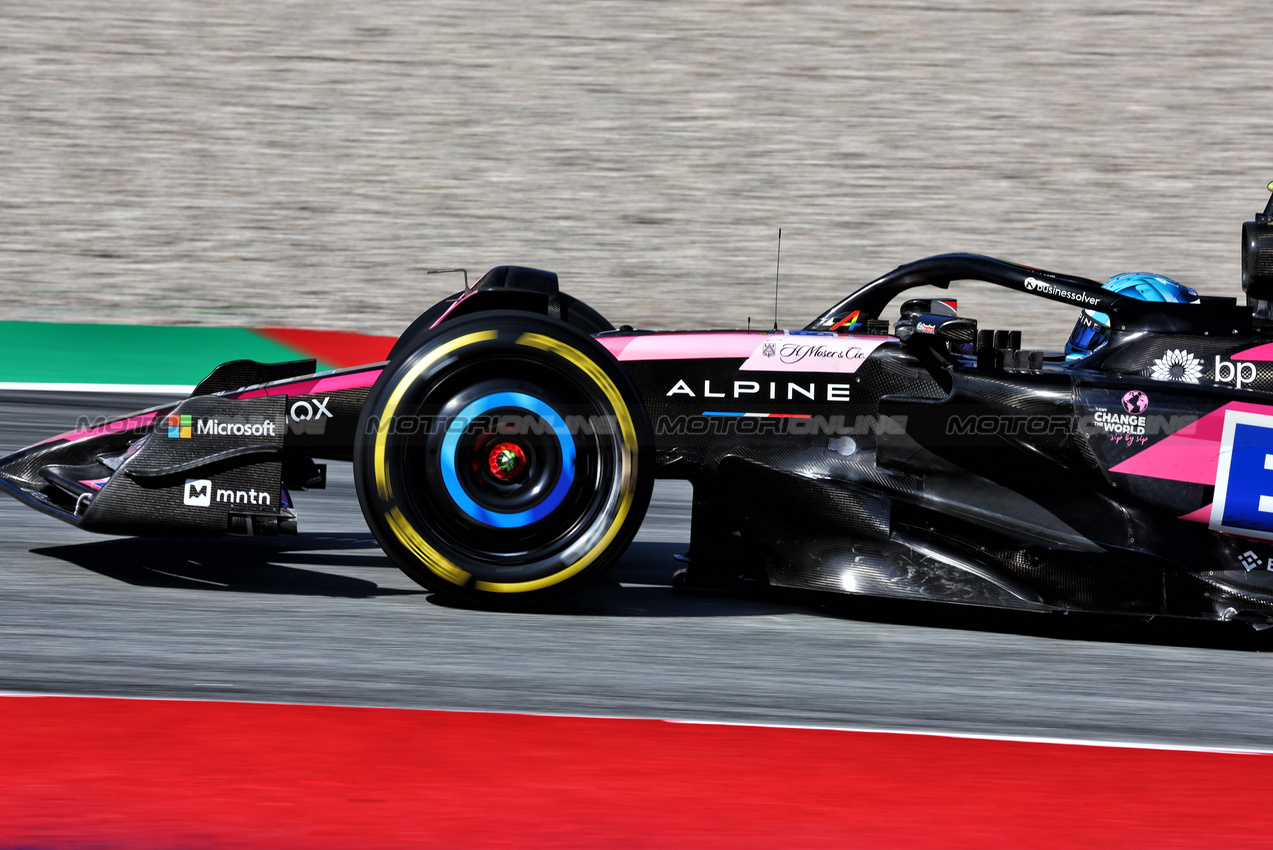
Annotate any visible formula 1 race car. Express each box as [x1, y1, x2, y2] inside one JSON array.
[[10, 189, 1273, 624]]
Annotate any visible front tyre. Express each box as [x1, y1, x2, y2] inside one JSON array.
[[354, 311, 653, 608]]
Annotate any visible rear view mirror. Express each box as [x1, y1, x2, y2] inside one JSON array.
[[897, 313, 978, 345]]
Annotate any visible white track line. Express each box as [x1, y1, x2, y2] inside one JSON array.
[[0, 382, 194, 394], [0, 690, 1267, 756]]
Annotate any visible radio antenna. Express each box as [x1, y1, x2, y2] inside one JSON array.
[[773, 228, 782, 330], [426, 267, 470, 289]]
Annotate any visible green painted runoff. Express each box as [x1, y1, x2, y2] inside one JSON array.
[[0, 322, 331, 386]]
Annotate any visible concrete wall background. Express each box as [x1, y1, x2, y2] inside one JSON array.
[[3, 1, 1271, 349]]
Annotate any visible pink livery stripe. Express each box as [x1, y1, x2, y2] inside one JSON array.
[[40, 411, 161, 446], [1110, 400, 1273, 485], [702, 411, 813, 418], [597, 333, 772, 361], [233, 367, 383, 399], [1232, 342, 1273, 362], [599, 331, 894, 375]]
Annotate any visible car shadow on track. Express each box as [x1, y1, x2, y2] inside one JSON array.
[[29, 533, 802, 617], [31, 535, 1265, 643], [28, 534, 796, 616], [527, 545, 1273, 639], [421, 542, 811, 618], [798, 592, 1273, 653], [30, 532, 424, 599]]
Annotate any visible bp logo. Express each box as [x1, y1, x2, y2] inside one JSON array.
[[1150, 349, 1203, 384], [168, 414, 192, 439]]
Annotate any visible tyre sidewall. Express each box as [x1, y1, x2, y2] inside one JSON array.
[[354, 311, 652, 607]]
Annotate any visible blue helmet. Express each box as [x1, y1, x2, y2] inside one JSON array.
[[1064, 273, 1200, 361]]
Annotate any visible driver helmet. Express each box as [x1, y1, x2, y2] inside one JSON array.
[[1064, 273, 1199, 361]]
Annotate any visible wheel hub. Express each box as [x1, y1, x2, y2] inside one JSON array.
[[487, 441, 527, 480]]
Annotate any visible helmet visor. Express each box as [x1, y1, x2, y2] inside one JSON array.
[[1067, 312, 1109, 356]]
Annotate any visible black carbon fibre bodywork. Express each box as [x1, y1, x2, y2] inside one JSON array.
[[623, 319, 1273, 623], [0, 367, 380, 537], [9, 242, 1273, 622]]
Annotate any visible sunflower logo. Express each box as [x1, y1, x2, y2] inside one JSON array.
[[1149, 349, 1203, 383]]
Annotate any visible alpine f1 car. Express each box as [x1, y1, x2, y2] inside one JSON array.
[[11, 188, 1273, 624]]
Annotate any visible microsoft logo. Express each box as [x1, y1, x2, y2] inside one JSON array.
[[168, 414, 192, 439]]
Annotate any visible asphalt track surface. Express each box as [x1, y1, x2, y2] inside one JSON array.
[[3, 391, 1273, 753]]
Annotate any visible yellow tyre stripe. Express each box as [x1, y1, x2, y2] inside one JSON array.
[[386, 507, 472, 587], [373, 330, 497, 501], [372, 330, 496, 585], [472, 333, 640, 593]]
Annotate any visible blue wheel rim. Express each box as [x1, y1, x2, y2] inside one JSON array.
[[438, 391, 576, 528]]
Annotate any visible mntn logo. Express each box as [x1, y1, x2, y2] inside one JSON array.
[[184, 478, 211, 507], [1210, 410, 1273, 540], [168, 414, 192, 439]]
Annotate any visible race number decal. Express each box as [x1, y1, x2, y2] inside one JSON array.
[[1210, 410, 1273, 540]]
